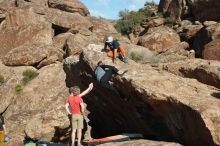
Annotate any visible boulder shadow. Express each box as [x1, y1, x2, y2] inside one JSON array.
[[211, 92, 220, 99]]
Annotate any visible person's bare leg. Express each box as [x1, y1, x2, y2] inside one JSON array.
[[77, 129, 82, 145], [71, 129, 76, 146]]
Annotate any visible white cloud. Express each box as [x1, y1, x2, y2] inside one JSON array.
[[128, 4, 137, 10], [131, 0, 146, 3], [131, 0, 157, 3], [94, 0, 110, 6], [90, 9, 107, 18]]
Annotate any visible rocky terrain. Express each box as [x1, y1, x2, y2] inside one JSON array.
[[0, 0, 219, 146]]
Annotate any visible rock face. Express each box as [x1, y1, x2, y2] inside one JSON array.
[[203, 39, 220, 61], [190, 0, 220, 22], [155, 42, 194, 63], [48, 0, 90, 16], [178, 24, 203, 42], [158, 0, 187, 22], [158, 0, 220, 22], [141, 16, 165, 29], [0, 0, 17, 14], [2, 43, 63, 68], [0, 62, 69, 145], [66, 33, 99, 56], [5, 6, 45, 27], [126, 44, 156, 64], [193, 23, 220, 58], [162, 59, 220, 89], [0, 7, 53, 58], [46, 8, 93, 32], [89, 17, 129, 43], [0, 62, 36, 113], [137, 26, 180, 53], [78, 44, 220, 146], [0, 0, 220, 146]]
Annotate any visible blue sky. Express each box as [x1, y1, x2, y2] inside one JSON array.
[[80, 0, 160, 20]]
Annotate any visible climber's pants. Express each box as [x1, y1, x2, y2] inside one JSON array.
[[107, 45, 126, 58], [0, 131, 4, 146]]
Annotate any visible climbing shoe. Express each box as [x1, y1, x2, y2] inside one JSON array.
[[118, 70, 128, 76], [123, 57, 128, 63]]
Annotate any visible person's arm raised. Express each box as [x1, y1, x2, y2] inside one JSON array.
[[78, 83, 93, 97]]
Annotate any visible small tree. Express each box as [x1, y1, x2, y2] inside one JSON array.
[[144, 1, 156, 7], [164, 17, 175, 28], [119, 9, 130, 19], [115, 7, 153, 36]]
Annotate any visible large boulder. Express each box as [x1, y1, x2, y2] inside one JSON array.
[[178, 24, 203, 42], [0, 61, 35, 113], [141, 16, 165, 29], [203, 21, 218, 27], [52, 32, 99, 57], [66, 33, 99, 56], [0, 0, 17, 14], [2, 43, 63, 68], [137, 26, 180, 53], [2, 62, 69, 145], [46, 8, 93, 32], [22, 0, 49, 15], [0, 0, 15, 22], [158, 0, 188, 22], [0, 7, 53, 58], [124, 43, 156, 64], [162, 59, 220, 89], [158, 0, 220, 22], [193, 23, 220, 58], [158, 0, 220, 21], [5, 6, 47, 27], [79, 44, 220, 146], [89, 17, 129, 43], [203, 39, 220, 61], [155, 42, 194, 63], [190, 0, 220, 22], [48, 0, 90, 16]]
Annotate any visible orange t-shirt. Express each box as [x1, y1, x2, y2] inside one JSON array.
[[67, 96, 83, 115]]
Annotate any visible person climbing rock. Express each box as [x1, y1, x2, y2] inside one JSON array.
[[104, 36, 128, 63], [95, 61, 127, 92], [65, 84, 93, 146], [0, 114, 7, 146]]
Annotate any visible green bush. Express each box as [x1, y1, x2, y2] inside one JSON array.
[[15, 84, 23, 93], [164, 17, 175, 28], [22, 69, 39, 85], [144, 1, 156, 7], [0, 75, 4, 85], [129, 52, 143, 62], [115, 7, 153, 36], [156, 12, 163, 18]]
